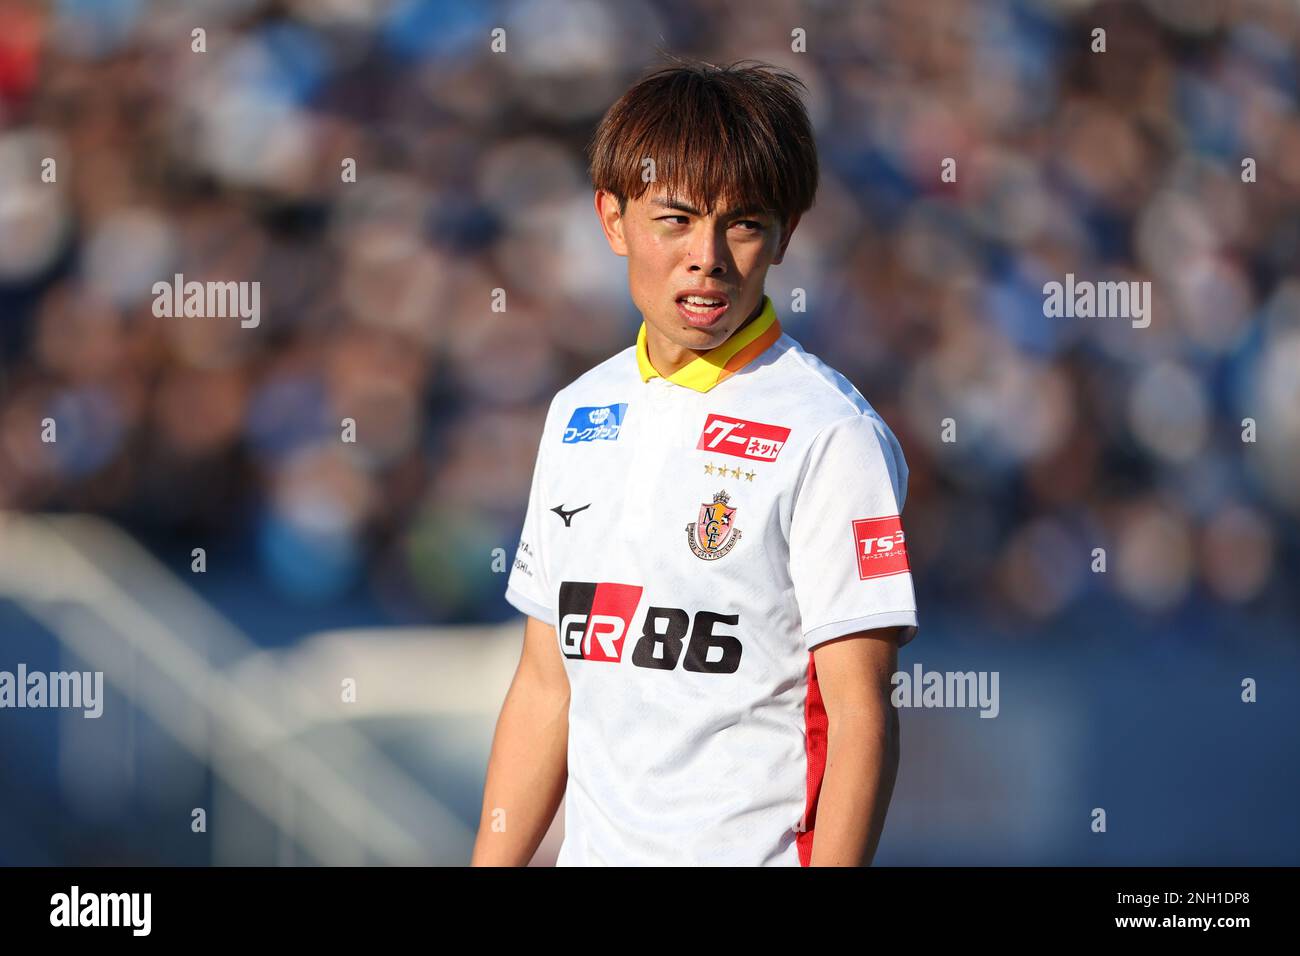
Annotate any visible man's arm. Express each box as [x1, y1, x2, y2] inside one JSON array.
[[470, 614, 570, 866], [806, 626, 901, 866]]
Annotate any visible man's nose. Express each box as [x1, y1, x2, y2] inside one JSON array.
[[687, 224, 727, 275]]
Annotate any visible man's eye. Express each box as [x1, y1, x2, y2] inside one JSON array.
[[655, 215, 763, 230]]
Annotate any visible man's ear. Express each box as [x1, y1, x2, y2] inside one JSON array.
[[772, 211, 802, 265], [594, 190, 629, 257]]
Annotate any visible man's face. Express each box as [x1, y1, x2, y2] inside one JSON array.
[[595, 188, 801, 354]]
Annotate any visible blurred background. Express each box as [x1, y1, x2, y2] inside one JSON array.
[[1, 0, 1298, 865]]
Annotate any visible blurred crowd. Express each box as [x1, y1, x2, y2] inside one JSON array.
[[0, 0, 1297, 636]]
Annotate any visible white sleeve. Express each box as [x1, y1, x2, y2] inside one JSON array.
[[504, 405, 556, 626], [788, 412, 919, 650]]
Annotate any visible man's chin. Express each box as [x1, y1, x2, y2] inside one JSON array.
[[669, 318, 732, 348]]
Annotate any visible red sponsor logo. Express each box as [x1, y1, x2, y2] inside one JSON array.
[[851, 516, 909, 580], [558, 582, 643, 662], [697, 414, 791, 462]]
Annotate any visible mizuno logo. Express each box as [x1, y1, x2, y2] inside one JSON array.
[[550, 503, 591, 527]]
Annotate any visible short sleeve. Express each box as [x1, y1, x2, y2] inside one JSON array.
[[789, 412, 919, 650], [504, 404, 556, 626]]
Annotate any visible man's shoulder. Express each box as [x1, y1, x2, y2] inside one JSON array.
[[766, 332, 887, 435], [770, 334, 909, 504], [564, 343, 638, 391], [540, 344, 638, 430]]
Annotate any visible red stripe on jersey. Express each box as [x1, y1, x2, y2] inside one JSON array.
[[797, 651, 829, 866]]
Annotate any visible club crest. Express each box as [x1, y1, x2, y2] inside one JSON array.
[[686, 489, 742, 560]]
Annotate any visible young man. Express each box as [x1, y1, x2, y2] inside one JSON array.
[[472, 59, 918, 867]]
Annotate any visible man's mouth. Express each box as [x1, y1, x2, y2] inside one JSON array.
[[674, 291, 730, 327]]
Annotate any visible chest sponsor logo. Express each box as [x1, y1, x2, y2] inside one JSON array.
[[697, 413, 790, 462], [563, 402, 628, 443], [558, 581, 742, 673], [686, 489, 742, 560], [851, 515, 909, 580]]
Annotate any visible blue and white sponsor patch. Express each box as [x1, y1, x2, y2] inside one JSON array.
[[563, 403, 628, 443]]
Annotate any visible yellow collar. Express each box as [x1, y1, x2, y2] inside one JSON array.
[[635, 295, 782, 393]]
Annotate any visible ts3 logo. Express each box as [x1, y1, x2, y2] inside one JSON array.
[[557, 581, 742, 674], [851, 515, 910, 580]]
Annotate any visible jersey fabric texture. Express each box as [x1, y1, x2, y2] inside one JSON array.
[[504, 294, 919, 866]]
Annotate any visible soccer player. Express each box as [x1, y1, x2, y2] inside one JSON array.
[[471, 58, 919, 867]]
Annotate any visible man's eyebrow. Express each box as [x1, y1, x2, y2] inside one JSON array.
[[648, 198, 771, 218]]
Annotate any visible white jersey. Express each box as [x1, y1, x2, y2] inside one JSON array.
[[504, 294, 918, 866]]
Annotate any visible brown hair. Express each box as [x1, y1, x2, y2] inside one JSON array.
[[587, 57, 818, 231]]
